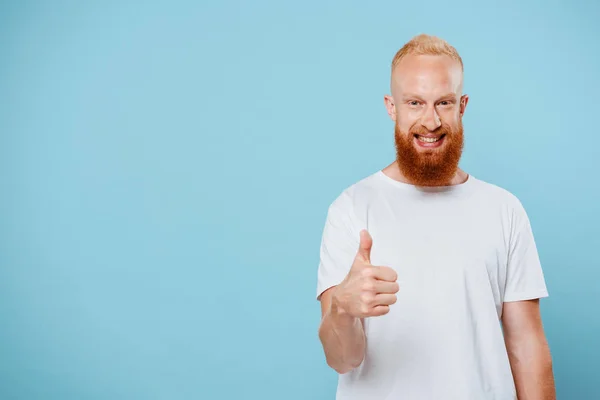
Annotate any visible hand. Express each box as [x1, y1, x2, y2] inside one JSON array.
[[332, 230, 399, 318]]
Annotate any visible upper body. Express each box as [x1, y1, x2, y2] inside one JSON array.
[[316, 168, 548, 399], [316, 34, 555, 400]]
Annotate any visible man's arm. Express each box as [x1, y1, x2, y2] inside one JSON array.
[[318, 287, 366, 374], [502, 299, 556, 400], [317, 229, 398, 374]]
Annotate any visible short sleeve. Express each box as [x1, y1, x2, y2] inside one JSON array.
[[503, 201, 549, 302], [315, 193, 360, 301]]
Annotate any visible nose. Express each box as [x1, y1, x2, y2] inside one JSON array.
[[419, 105, 442, 131]]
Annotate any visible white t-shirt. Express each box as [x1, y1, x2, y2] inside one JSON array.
[[316, 170, 549, 400]]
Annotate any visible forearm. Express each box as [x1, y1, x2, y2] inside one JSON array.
[[318, 300, 365, 374], [505, 334, 555, 400]]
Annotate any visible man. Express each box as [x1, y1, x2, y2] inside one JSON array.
[[316, 34, 555, 400]]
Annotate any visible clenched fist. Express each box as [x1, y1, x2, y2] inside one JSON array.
[[332, 230, 399, 318]]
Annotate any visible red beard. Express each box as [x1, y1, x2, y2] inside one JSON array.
[[394, 120, 464, 187]]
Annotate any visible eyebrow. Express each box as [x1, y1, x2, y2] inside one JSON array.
[[401, 93, 457, 101], [437, 93, 458, 101]]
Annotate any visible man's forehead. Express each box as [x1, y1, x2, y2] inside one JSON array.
[[392, 54, 463, 95]]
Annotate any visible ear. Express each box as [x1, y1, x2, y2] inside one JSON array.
[[459, 94, 469, 116], [384, 95, 397, 121]]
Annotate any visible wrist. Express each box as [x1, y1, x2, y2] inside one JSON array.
[[330, 289, 355, 324]]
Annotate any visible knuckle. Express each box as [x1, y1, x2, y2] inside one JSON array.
[[362, 280, 375, 292], [360, 304, 370, 315], [361, 267, 373, 278], [360, 293, 373, 305]]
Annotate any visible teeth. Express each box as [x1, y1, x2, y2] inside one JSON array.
[[417, 136, 441, 143]]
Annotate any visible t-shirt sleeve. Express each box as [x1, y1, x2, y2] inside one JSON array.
[[503, 200, 549, 302], [316, 192, 360, 301]]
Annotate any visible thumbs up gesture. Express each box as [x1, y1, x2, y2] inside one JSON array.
[[332, 230, 399, 318]]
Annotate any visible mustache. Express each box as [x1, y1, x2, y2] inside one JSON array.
[[407, 123, 454, 136]]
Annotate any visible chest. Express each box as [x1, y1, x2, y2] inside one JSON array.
[[364, 198, 510, 302]]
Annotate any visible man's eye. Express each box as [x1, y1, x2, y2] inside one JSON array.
[[409, 101, 419, 106]]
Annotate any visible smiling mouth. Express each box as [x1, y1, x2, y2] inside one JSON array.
[[415, 134, 446, 143]]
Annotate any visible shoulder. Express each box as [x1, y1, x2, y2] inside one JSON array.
[[327, 171, 381, 213], [471, 176, 530, 224]]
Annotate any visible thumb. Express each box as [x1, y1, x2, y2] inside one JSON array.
[[357, 229, 372, 264]]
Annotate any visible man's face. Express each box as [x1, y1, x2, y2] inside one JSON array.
[[384, 54, 469, 186]]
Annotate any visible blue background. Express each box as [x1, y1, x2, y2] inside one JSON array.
[[1, 1, 598, 399]]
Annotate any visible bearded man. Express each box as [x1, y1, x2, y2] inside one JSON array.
[[316, 34, 555, 400]]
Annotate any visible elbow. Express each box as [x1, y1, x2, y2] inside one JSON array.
[[332, 365, 351, 374], [324, 352, 364, 375], [331, 360, 362, 375]]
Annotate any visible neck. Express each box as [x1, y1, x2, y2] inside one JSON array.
[[382, 161, 469, 186]]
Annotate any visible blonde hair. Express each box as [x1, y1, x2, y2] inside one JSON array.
[[391, 34, 463, 72]]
